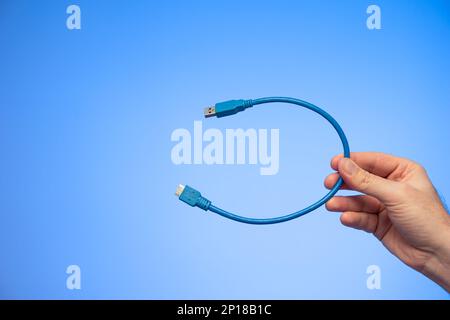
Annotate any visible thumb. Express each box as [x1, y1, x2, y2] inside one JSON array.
[[338, 158, 398, 203]]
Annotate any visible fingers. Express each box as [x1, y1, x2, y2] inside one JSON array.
[[325, 195, 381, 234], [340, 211, 378, 234], [337, 158, 399, 203], [330, 152, 405, 178], [324, 172, 348, 190], [326, 195, 382, 214]]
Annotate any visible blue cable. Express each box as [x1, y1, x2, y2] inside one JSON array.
[[175, 97, 350, 225]]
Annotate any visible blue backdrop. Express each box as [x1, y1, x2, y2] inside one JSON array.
[[1, 0, 449, 299]]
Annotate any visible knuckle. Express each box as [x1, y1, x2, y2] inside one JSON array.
[[397, 183, 413, 198], [415, 163, 427, 175], [357, 170, 372, 191]]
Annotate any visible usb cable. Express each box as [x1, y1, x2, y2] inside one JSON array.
[[175, 97, 350, 224]]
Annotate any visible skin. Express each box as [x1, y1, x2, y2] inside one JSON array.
[[324, 152, 450, 292]]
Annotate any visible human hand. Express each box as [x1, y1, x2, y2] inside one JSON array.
[[324, 152, 450, 292]]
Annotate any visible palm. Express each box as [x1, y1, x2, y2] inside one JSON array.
[[375, 206, 432, 272]]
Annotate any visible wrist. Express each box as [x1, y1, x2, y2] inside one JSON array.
[[423, 219, 450, 292]]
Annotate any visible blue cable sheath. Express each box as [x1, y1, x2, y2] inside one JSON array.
[[207, 97, 350, 225]]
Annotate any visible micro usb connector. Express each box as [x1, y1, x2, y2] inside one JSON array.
[[175, 184, 211, 211]]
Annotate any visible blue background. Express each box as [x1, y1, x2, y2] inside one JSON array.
[[1, 0, 449, 299]]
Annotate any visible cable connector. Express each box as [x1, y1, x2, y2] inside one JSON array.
[[204, 99, 253, 118], [175, 184, 211, 211]]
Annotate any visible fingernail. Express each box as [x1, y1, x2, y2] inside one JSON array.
[[341, 158, 357, 175]]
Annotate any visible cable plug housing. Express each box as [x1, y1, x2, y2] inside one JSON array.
[[204, 99, 253, 118], [175, 184, 211, 211]]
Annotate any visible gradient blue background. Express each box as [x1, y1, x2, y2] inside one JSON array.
[[1, 0, 449, 299]]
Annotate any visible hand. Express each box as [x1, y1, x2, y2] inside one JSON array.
[[324, 152, 450, 292]]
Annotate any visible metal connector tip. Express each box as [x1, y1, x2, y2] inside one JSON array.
[[204, 106, 216, 118], [175, 184, 185, 197]]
